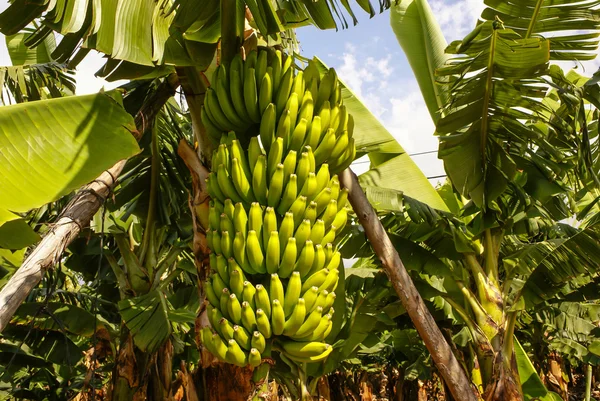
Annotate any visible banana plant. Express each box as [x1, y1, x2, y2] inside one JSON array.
[[388, 1, 600, 399]]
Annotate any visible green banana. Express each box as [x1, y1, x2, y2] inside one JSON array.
[[211, 230, 222, 255], [266, 231, 280, 274], [303, 200, 318, 223], [258, 69, 273, 114], [223, 198, 235, 221], [282, 150, 297, 183], [252, 155, 268, 205], [226, 339, 248, 367], [321, 225, 336, 247], [278, 237, 297, 278], [279, 212, 295, 249], [270, 273, 285, 304], [305, 145, 316, 174], [305, 116, 321, 150], [275, 68, 294, 116], [294, 220, 312, 253], [338, 187, 349, 209], [233, 325, 252, 350], [316, 70, 333, 111], [331, 131, 349, 160], [267, 137, 284, 179], [229, 54, 252, 122], [227, 293, 242, 324], [249, 203, 263, 243], [207, 172, 226, 203], [230, 140, 252, 181], [331, 207, 348, 233], [280, 340, 330, 358], [293, 306, 323, 339], [215, 65, 247, 128], [206, 279, 220, 308], [249, 348, 262, 367], [247, 230, 265, 273], [299, 90, 314, 123], [241, 301, 257, 332], [314, 128, 336, 166], [330, 177, 340, 203], [310, 220, 325, 246], [292, 70, 305, 100], [307, 245, 325, 279], [271, 298, 285, 335], [206, 230, 215, 253], [201, 106, 223, 143], [314, 188, 332, 216], [276, 174, 297, 216], [289, 196, 308, 228], [231, 158, 254, 203], [248, 136, 263, 175], [329, 105, 340, 134], [322, 199, 338, 228], [276, 110, 292, 150], [325, 250, 341, 271], [221, 231, 233, 259], [315, 163, 330, 194], [204, 329, 229, 362], [267, 164, 284, 209], [319, 268, 339, 293], [284, 271, 301, 317], [295, 240, 315, 278], [263, 207, 278, 243], [271, 50, 283, 91], [300, 173, 318, 201], [216, 144, 230, 172], [220, 213, 235, 236], [289, 118, 308, 152], [219, 317, 235, 340], [244, 67, 261, 123], [234, 232, 255, 274], [285, 92, 300, 134], [255, 309, 272, 338], [298, 314, 331, 341], [296, 152, 311, 190], [211, 273, 226, 296], [301, 269, 329, 293], [233, 203, 248, 238], [302, 286, 319, 313], [242, 281, 257, 309], [228, 259, 245, 298], [313, 290, 329, 313], [283, 297, 306, 336], [255, 284, 271, 318], [217, 164, 244, 204], [323, 292, 336, 312], [252, 331, 266, 353], [317, 102, 331, 138], [215, 254, 229, 285], [205, 87, 239, 132], [255, 49, 268, 87], [260, 103, 276, 152]]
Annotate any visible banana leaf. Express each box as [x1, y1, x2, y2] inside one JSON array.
[[0, 91, 139, 213]]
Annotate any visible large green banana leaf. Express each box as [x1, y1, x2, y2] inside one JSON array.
[[514, 338, 563, 401], [389, 0, 448, 124], [312, 58, 448, 211], [5, 27, 55, 66], [0, 0, 389, 79], [0, 91, 139, 213], [481, 0, 600, 61]]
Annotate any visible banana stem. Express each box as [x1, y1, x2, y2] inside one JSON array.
[[140, 124, 160, 274], [298, 363, 312, 401], [585, 364, 592, 401]]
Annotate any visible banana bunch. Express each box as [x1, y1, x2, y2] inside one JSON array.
[[202, 48, 356, 174], [200, 48, 355, 368]]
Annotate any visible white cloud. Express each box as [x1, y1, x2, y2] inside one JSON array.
[[429, 0, 485, 41]]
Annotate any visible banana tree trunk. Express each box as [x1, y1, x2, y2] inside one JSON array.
[[338, 169, 478, 401]]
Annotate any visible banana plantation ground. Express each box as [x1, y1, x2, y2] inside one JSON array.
[[0, 0, 599, 401]]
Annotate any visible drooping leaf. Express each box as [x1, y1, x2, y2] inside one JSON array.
[[481, 0, 600, 61], [6, 28, 55, 66], [0, 219, 39, 250], [0, 91, 139, 213], [514, 338, 564, 401], [390, 0, 448, 123]]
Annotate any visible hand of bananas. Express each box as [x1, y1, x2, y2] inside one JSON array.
[[200, 47, 355, 368]]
